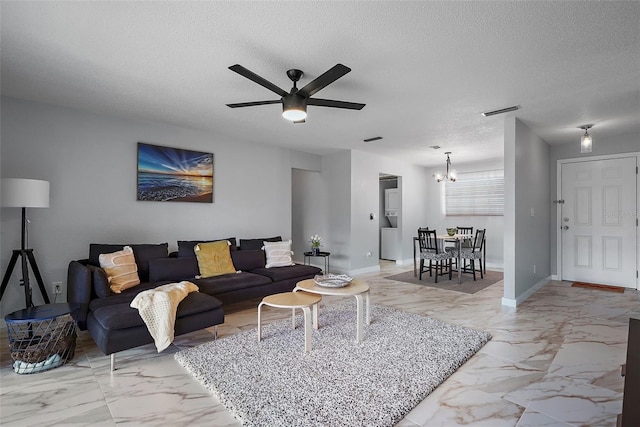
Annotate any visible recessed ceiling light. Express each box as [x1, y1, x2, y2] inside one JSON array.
[[363, 136, 383, 143], [481, 105, 520, 117]]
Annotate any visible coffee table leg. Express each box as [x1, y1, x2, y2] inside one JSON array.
[[365, 290, 370, 325], [313, 303, 319, 330], [258, 302, 264, 342], [292, 308, 296, 329], [355, 294, 364, 343], [302, 306, 312, 352]]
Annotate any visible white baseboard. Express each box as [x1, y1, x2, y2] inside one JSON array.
[[501, 276, 551, 307], [551, 274, 561, 280], [485, 262, 503, 272], [347, 265, 382, 276]]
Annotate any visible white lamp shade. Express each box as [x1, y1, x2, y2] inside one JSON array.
[[1, 178, 50, 208]]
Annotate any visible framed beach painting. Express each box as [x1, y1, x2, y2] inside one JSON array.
[[137, 142, 214, 203]]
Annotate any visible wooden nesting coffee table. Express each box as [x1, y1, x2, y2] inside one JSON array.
[[293, 278, 370, 343], [258, 291, 321, 353]]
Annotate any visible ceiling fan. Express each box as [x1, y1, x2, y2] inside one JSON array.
[[226, 63, 365, 123]]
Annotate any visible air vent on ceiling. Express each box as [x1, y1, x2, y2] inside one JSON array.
[[363, 136, 383, 143], [481, 105, 520, 117]]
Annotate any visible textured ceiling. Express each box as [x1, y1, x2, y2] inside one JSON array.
[[1, 2, 638, 167]]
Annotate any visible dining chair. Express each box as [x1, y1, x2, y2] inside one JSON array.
[[417, 228, 452, 283], [457, 226, 474, 247], [453, 229, 486, 281], [445, 226, 473, 270], [416, 227, 430, 276]]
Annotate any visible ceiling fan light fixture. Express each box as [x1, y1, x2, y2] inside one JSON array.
[[579, 124, 593, 153], [282, 95, 307, 121]]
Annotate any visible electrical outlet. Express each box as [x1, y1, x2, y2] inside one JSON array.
[[53, 281, 63, 294]]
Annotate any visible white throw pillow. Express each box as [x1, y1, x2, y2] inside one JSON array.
[[263, 240, 295, 268]]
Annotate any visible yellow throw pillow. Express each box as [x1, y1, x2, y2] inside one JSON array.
[[99, 246, 141, 294], [194, 240, 237, 278]]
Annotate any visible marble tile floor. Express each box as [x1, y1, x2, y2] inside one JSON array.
[[1, 262, 638, 426]]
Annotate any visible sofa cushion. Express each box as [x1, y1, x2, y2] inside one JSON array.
[[89, 282, 167, 310], [149, 257, 198, 282], [88, 265, 112, 298], [239, 236, 282, 250], [230, 249, 265, 271], [89, 243, 169, 282], [177, 238, 237, 257], [194, 241, 237, 278], [91, 291, 223, 331], [263, 240, 295, 268], [99, 246, 141, 294], [192, 271, 271, 296], [250, 264, 322, 282]]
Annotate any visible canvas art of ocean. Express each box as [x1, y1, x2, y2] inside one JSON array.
[[137, 142, 214, 203]]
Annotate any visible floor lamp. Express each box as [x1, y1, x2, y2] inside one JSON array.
[[0, 178, 51, 308]]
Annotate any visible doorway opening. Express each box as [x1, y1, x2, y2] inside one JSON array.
[[379, 174, 402, 263]]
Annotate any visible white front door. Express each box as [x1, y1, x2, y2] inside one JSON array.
[[561, 156, 637, 288]]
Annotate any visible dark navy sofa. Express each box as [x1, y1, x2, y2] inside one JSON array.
[[67, 238, 321, 370]]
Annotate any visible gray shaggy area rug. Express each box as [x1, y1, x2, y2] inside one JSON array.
[[174, 303, 491, 427]]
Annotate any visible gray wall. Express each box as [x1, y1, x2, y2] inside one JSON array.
[[548, 132, 640, 276], [503, 117, 551, 303], [349, 150, 430, 272], [424, 157, 505, 269], [293, 149, 431, 275], [0, 97, 314, 315], [291, 168, 327, 268], [321, 150, 353, 273]]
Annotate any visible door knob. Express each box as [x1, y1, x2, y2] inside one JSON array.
[[563, 225, 569, 230]]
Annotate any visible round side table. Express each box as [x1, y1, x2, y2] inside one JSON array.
[[257, 292, 321, 353], [5, 303, 78, 374]]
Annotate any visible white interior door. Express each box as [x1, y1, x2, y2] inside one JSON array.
[[561, 156, 637, 288]]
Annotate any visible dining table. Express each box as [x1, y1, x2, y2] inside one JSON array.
[[413, 234, 472, 284]]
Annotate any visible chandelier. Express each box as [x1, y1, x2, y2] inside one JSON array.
[[434, 152, 456, 182]]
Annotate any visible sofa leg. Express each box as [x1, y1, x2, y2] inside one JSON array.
[[110, 353, 116, 373], [214, 325, 218, 340]]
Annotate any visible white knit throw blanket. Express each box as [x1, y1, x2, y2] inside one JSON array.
[[130, 281, 199, 352]]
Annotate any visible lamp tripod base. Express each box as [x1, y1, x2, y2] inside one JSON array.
[[0, 249, 50, 308]]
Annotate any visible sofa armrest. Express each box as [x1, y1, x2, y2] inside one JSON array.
[[67, 260, 92, 329]]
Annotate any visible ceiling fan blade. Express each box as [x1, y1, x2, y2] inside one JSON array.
[[307, 98, 365, 110], [226, 100, 281, 108], [297, 64, 351, 98], [229, 64, 289, 97]]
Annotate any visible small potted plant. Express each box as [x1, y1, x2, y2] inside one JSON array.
[[310, 234, 323, 255]]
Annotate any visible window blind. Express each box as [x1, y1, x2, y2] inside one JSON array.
[[445, 169, 504, 216]]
